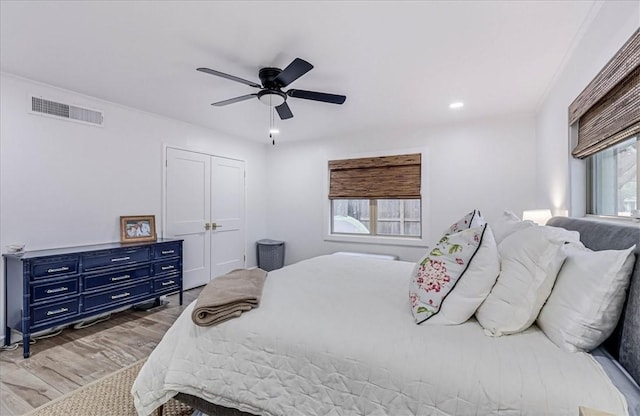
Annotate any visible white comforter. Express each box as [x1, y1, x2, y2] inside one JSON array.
[[132, 255, 628, 416]]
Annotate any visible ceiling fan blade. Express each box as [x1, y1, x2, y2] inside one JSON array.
[[197, 67, 261, 88], [211, 94, 257, 106], [275, 102, 294, 120], [287, 89, 346, 105], [274, 58, 314, 87]]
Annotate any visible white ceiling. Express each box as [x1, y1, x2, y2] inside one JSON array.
[[0, 1, 597, 143]]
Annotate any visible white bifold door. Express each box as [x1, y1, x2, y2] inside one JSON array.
[[165, 147, 245, 290]]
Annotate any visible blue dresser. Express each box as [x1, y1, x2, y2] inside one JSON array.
[[3, 239, 183, 358]]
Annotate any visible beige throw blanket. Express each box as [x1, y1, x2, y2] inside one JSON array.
[[191, 268, 267, 327]]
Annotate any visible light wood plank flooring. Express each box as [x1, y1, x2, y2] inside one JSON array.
[[0, 288, 202, 416]]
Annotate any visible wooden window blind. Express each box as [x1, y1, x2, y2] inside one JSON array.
[[569, 29, 640, 159], [328, 153, 421, 199]]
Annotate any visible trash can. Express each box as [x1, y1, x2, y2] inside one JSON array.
[[256, 239, 285, 271]]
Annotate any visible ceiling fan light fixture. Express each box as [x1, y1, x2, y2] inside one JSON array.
[[258, 90, 286, 107]]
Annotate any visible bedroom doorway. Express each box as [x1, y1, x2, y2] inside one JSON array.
[[164, 147, 246, 290]]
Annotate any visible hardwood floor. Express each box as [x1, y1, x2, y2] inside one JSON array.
[[0, 288, 202, 416]]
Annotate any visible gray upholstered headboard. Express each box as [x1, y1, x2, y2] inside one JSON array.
[[547, 216, 640, 384]]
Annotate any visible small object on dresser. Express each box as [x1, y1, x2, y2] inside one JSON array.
[[6, 243, 25, 253], [120, 215, 157, 243]]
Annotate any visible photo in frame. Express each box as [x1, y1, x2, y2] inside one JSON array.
[[120, 215, 157, 243]]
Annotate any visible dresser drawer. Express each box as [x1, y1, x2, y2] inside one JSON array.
[[83, 247, 150, 271], [154, 242, 181, 259], [153, 259, 180, 275], [31, 257, 79, 280], [154, 275, 180, 292], [31, 277, 79, 302], [83, 281, 152, 311], [84, 266, 151, 291], [31, 297, 79, 326]]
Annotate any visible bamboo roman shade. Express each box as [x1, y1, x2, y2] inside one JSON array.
[[328, 153, 421, 199], [569, 29, 640, 159]]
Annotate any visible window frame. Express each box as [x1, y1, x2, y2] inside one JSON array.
[[324, 148, 429, 248], [586, 135, 639, 219]]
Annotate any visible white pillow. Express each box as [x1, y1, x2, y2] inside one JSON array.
[[537, 243, 636, 352], [410, 210, 488, 324], [491, 210, 535, 245], [426, 224, 500, 325], [475, 226, 580, 336]]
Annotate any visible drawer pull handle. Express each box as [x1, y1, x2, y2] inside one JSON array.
[[161, 250, 175, 255], [162, 280, 175, 286], [111, 275, 131, 282], [46, 307, 69, 316], [161, 265, 175, 271], [111, 292, 131, 300], [45, 287, 68, 294], [47, 266, 70, 273], [111, 256, 131, 262]]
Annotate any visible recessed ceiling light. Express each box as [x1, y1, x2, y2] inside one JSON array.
[[449, 102, 464, 109], [269, 128, 280, 134]]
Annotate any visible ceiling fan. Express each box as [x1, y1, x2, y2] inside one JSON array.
[[197, 58, 346, 120]]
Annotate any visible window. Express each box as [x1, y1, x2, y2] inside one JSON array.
[[588, 135, 638, 217], [332, 199, 421, 236], [328, 153, 422, 238], [569, 29, 639, 219]]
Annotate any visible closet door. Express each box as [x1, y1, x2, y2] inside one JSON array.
[[210, 156, 246, 278], [165, 148, 246, 289], [165, 148, 211, 290]]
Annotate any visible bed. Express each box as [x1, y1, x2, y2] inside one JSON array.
[[132, 216, 640, 416]]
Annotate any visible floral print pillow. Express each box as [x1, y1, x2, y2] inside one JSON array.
[[410, 213, 486, 324], [446, 209, 484, 234]]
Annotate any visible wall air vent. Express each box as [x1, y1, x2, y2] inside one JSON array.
[[30, 96, 104, 126]]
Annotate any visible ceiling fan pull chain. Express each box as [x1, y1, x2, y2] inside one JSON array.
[[268, 102, 276, 145]]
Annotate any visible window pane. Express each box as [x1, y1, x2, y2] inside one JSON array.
[[404, 199, 421, 219], [376, 199, 421, 237], [378, 200, 401, 219], [378, 221, 401, 235], [332, 199, 370, 234], [588, 136, 637, 217], [404, 221, 421, 236]]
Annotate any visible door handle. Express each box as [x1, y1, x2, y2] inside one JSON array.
[[211, 223, 223, 230], [205, 223, 211, 231]]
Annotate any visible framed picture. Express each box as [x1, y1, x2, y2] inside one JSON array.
[[120, 215, 157, 243]]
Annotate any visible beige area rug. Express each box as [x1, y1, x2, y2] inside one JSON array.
[[25, 359, 192, 416]]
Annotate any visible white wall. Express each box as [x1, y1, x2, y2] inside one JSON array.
[[535, 1, 640, 213], [0, 74, 269, 342], [266, 114, 538, 264]]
